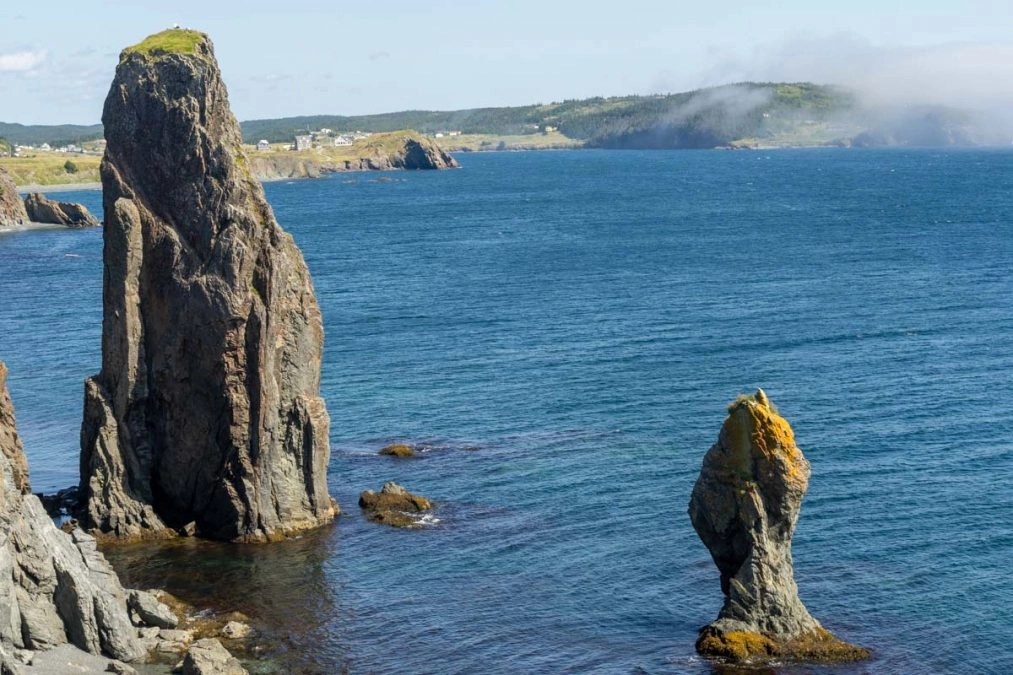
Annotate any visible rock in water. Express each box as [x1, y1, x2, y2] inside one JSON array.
[[23, 193, 100, 228], [0, 167, 28, 229], [79, 29, 337, 542], [358, 481, 433, 528], [0, 362, 145, 663], [688, 390, 868, 664]]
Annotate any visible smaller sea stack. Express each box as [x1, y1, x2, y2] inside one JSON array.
[[688, 389, 868, 664]]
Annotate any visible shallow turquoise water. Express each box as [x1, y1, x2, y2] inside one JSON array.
[[2, 149, 1012, 673]]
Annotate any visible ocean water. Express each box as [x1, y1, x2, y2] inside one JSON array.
[[1, 149, 1012, 674]]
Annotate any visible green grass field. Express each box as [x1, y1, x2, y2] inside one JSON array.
[[0, 154, 101, 186]]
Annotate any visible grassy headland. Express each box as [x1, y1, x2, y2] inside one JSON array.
[[245, 130, 455, 180]]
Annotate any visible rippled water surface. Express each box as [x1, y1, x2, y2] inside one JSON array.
[[2, 149, 1012, 673]]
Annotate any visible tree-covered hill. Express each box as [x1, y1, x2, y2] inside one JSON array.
[[238, 82, 858, 148], [0, 122, 103, 147], [5, 81, 1002, 150]]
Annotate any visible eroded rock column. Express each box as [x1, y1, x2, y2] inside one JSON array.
[[688, 389, 868, 664], [80, 29, 336, 542]]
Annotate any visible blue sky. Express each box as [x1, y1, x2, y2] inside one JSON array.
[[2, 0, 1013, 124]]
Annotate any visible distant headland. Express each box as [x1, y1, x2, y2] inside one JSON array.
[[3, 79, 1007, 172]]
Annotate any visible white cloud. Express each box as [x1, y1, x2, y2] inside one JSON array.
[[0, 49, 47, 72]]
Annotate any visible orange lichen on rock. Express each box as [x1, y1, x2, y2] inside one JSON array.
[[697, 626, 870, 664], [378, 443, 415, 458]]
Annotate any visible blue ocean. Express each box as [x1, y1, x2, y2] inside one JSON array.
[[1, 149, 1011, 674]]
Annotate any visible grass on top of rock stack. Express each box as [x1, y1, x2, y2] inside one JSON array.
[[122, 29, 205, 59]]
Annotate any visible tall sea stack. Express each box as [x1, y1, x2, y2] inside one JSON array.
[[1, 362, 144, 667], [688, 390, 868, 664], [80, 29, 337, 542]]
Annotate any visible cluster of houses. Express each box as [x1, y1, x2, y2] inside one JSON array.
[[433, 131, 462, 138], [254, 129, 375, 153], [8, 140, 103, 157]]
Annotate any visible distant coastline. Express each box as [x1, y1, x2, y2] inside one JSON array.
[[16, 181, 101, 193]]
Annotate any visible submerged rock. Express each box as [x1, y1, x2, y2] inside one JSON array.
[[0, 167, 28, 229], [219, 621, 250, 640], [0, 362, 144, 664], [378, 443, 415, 458], [79, 28, 337, 542], [688, 389, 868, 665], [23, 193, 100, 228], [358, 481, 433, 528]]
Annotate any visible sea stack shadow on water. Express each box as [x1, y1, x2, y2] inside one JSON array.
[[688, 389, 869, 664], [79, 28, 337, 543]]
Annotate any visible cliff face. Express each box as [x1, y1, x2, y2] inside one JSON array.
[[688, 390, 868, 664], [80, 29, 336, 543], [1, 362, 144, 667], [0, 167, 28, 229], [23, 193, 100, 228], [398, 136, 458, 170]]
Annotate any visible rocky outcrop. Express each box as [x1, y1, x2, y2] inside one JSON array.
[[378, 443, 415, 458], [126, 590, 177, 629], [181, 638, 247, 675], [0, 362, 145, 665], [247, 131, 458, 181], [79, 29, 336, 543], [397, 136, 458, 170], [358, 481, 432, 528], [0, 168, 28, 229], [688, 390, 868, 664], [23, 193, 100, 228]]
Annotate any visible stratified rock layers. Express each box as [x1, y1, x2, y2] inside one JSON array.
[[80, 30, 336, 543], [0, 167, 28, 228], [688, 390, 868, 664], [1, 362, 144, 664]]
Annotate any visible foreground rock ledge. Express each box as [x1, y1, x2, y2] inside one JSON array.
[[688, 389, 868, 665], [79, 28, 337, 543], [1, 361, 145, 669]]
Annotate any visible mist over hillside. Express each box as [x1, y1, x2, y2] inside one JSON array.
[[4, 81, 1011, 150]]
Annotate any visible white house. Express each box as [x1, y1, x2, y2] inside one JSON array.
[[294, 135, 312, 151], [334, 135, 353, 147], [257, 139, 270, 151]]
